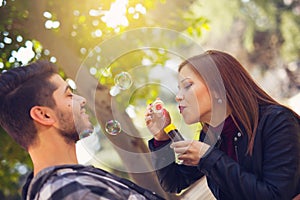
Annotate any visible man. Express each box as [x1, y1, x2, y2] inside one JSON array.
[[0, 61, 164, 200]]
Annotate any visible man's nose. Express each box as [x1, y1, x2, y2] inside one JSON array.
[[74, 94, 86, 107]]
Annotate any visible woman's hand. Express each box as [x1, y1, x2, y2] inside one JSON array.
[[170, 140, 210, 166], [145, 104, 171, 141]]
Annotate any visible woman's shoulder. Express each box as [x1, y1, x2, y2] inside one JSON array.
[[258, 104, 300, 134], [259, 104, 299, 120]]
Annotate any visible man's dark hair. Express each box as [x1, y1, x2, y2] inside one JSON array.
[[0, 61, 58, 150]]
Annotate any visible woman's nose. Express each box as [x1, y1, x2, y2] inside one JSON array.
[[175, 93, 184, 102]]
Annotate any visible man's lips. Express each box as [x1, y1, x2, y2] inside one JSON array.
[[178, 105, 186, 113], [81, 108, 89, 118]]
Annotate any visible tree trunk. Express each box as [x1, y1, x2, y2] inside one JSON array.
[[22, 0, 177, 198]]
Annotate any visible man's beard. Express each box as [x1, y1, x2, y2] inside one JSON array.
[[58, 128, 79, 144], [55, 109, 80, 144], [55, 107, 94, 143]]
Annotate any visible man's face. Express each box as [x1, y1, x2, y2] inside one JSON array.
[[50, 74, 93, 143]]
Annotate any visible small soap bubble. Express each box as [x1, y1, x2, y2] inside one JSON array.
[[114, 72, 132, 90], [105, 120, 121, 135]]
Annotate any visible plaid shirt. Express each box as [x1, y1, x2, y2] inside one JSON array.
[[22, 164, 164, 200]]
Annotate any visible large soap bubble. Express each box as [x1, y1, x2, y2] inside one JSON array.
[[75, 28, 225, 173]]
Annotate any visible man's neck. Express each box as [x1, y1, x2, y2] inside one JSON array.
[[28, 133, 78, 176]]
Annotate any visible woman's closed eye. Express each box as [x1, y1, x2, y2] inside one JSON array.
[[184, 83, 193, 89]]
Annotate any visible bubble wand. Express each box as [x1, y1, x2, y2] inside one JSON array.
[[151, 99, 184, 142]]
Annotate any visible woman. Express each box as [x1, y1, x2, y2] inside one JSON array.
[[145, 50, 300, 200]]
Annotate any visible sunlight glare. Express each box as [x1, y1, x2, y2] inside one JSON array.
[[16, 35, 23, 43], [45, 20, 60, 29], [66, 78, 77, 90], [95, 29, 102, 37], [50, 56, 57, 63], [11, 41, 35, 65], [0, 0, 6, 7], [135, 3, 146, 14], [3, 37, 12, 44], [101, 0, 129, 28], [128, 7, 135, 14], [126, 105, 136, 118], [43, 11, 52, 19]]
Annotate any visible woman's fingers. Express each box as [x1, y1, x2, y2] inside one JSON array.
[[170, 140, 210, 166], [170, 140, 192, 154], [145, 102, 172, 140], [145, 115, 152, 125], [170, 140, 192, 148]]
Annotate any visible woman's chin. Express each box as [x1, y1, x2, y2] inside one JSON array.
[[183, 117, 196, 125]]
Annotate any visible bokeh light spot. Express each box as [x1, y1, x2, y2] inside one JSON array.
[[66, 78, 77, 90], [43, 11, 52, 19], [16, 35, 23, 43], [50, 56, 57, 63]]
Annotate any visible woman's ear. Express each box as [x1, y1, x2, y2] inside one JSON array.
[[212, 91, 223, 104], [212, 91, 219, 99], [30, 106, 56, 125]]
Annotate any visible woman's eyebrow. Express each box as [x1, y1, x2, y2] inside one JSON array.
[[178, 77, 192, 89], [180, 77, 192, 83]]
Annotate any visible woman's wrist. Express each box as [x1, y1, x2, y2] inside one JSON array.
[[153, 138, 171, 148], [154, 133, 170, 141]]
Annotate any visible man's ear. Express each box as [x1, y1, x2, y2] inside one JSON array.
[[30, 106, 56, 126]]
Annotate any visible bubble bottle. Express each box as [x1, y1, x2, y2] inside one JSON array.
[[163, 124, 184, 142]]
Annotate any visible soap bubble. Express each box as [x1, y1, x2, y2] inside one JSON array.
[[114, 72, 132, 90], [105, 120, 122, 135]]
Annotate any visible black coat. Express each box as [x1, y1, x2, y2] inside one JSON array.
[[148, 105, 300, 200]]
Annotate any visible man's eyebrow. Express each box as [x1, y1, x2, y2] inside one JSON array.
[[64, 84, 72, 93]]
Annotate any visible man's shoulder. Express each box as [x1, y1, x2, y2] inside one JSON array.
[[24, 164, 116, 200], [23, 164, 162, 200]]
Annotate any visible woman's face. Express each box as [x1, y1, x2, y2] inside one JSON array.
[[176, 64, 212, 125]]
